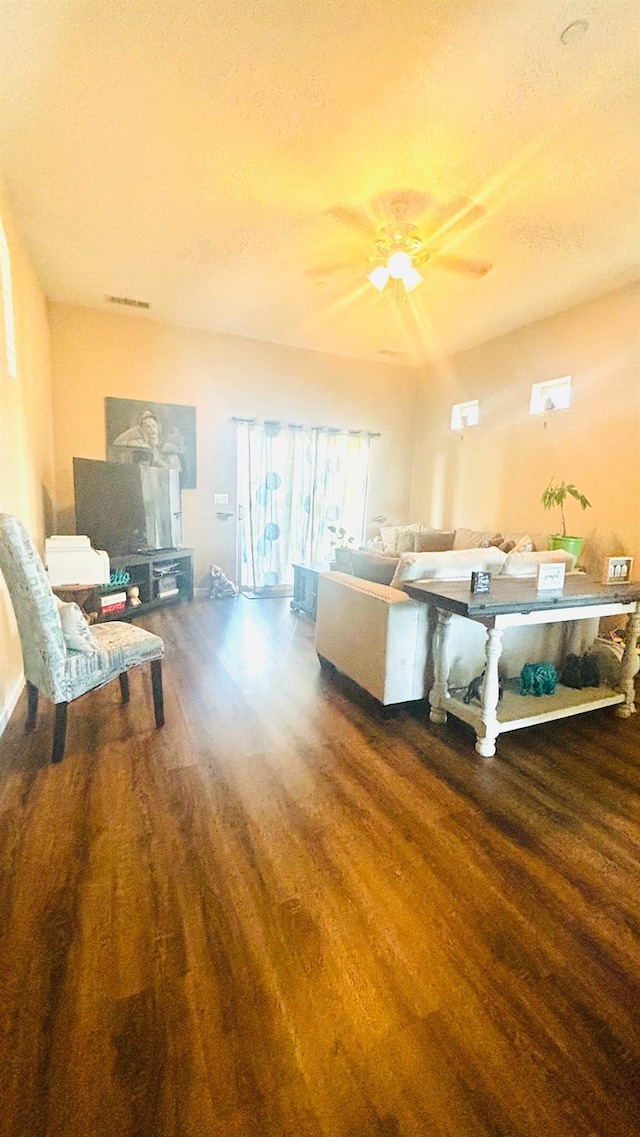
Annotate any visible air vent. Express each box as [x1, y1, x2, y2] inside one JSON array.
[[105, 295, 151, 309]]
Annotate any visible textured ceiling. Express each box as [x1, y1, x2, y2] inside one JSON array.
[[1, 0, 639, 365]]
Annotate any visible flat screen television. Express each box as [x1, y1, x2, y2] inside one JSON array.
[[73, 458, 182, 556]]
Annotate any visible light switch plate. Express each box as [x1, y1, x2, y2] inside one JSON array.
[[214, 493, 229, 504]]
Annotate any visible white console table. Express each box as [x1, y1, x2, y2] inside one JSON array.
[[404, 576, 640, 757]]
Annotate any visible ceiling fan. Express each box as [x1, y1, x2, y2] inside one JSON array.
[[307, 190, 493, 296]]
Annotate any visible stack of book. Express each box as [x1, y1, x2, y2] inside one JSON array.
[[154, 561, 181, 601], [100, 590, 128, 615], [156, 573, 179, 600]]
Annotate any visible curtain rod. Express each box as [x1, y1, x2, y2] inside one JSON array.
[[231, 416, 380, 438]]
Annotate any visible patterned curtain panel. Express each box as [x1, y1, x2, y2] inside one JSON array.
[[307, 429, 371, 563], [236, 421, 372, 592]]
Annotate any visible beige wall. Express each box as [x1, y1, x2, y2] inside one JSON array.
[[0, 183, 56, 730], [48, 304, 417, 587], [409, 282, 640, 575]]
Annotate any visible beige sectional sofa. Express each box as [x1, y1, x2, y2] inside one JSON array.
[[315, 534, 596, 707]]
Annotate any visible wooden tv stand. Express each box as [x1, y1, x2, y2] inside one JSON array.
[[100, 548, 194, 620]]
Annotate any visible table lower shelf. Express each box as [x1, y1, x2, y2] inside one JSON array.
[[446, 679, 625, 734]]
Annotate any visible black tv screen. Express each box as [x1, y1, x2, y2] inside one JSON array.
[[73, 458, 182, 556]]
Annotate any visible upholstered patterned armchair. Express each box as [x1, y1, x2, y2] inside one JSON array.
[[0, 513, 165, 763]]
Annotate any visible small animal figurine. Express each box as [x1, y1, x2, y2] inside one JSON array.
[[209, 564, 238, 599], [463, 673, 484, 704], [560, 654, 583, 689], [580, 655, 600, 688], [463, 671, 504, 704], [560, 653, 600, 689], [520, 662, 557, 697]]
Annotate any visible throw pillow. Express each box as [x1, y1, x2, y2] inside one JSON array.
[[390, 546, 507, 588], [513, 534, 534, 553], [379, 522, 421, 553], [413, 528, 456, 553], [349, 550, 400, 586], [499, 532, 520, 552], [501, 550, 577, 576], [453, 528, 503, 550], [396, 527, 420, 554], [55, 598, 100, 653]]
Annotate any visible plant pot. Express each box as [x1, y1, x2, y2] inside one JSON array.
[[333, 547, 352, 571], [548, 534, 585, 560]]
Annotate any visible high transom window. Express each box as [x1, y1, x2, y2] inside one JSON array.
[[530, 376, 572, 414]]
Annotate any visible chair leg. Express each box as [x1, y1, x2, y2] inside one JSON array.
[[52, 703, 68, 764], [151, 659, 164, 727], [26, 682, 39, 731], [119, 671, 130, 705]]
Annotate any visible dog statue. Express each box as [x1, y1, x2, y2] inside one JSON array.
[[208, 564, 238, 599], [520, 662, 557, 697]]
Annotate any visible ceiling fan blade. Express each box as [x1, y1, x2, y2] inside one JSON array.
[[305, 258, 361, 277], [427, 253, 493, 277], [370, 188, 435, 223], [323, 204, 376, 239], [422, 196, 486, 243]]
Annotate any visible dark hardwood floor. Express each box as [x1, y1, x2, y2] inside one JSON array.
[[1, 596, 639, 1137]]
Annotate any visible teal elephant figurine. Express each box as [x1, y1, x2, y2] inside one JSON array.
[[520, 662, 557, 696]]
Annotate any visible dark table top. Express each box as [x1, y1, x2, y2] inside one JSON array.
[[404, 574, 640, 618], [291, 562, 333, 573]]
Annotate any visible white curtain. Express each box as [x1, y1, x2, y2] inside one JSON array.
[[236, 421, 372, 592]]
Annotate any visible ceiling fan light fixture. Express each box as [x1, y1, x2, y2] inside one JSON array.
[[367, 265, 390, 292], [401, 265, 424, 293], [386, 250, 412, 279]]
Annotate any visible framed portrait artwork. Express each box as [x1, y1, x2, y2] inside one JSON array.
[[105, 397, 197, 489]]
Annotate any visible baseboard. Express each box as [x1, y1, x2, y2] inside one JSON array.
[[0, 671, 25, 738]]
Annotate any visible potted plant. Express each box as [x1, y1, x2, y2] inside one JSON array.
[[327, 525, 355, 570], [541, 479, 591, 559]]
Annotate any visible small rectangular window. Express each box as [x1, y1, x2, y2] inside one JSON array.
[[451, 400, 480, 430], [530, 376, 571, 414]]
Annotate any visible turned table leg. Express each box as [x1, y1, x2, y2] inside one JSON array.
[[615, 609, 640, 718], [429, 608, 452, 724], [475, 626, 504, 757]]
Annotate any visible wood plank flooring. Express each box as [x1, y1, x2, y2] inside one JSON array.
[[0, 596, 639, 1137]]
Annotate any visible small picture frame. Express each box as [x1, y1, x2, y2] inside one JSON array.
[[603, 556, 633, 585], [470, 570, 492, 594], [537, 562, 566, 591]]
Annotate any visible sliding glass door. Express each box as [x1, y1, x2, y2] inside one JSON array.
[[236, 420, 372, 593]]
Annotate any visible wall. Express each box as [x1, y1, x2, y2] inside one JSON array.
[[409, 282, 640, 574], [0, 183, 56, 733], [48, 304, 417, 587]]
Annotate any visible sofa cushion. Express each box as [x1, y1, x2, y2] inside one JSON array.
[[502, 550, 577, 576], [453, 528, 503, 549], [397, 528, 421, 553], [413, 528, 456, 553], [499, 532, 534, 553], [379, 523, 421, 553], [349, 550, 400, 585], [390, 546, 507, 589]]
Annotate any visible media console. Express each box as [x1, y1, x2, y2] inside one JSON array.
[[99, 548, 194, 620]]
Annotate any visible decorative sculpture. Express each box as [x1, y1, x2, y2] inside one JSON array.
[[209, 564, 238, 599], [560, 653, 600, 689], [520, 662, 557, 696], [463, 671, 504, 704]]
